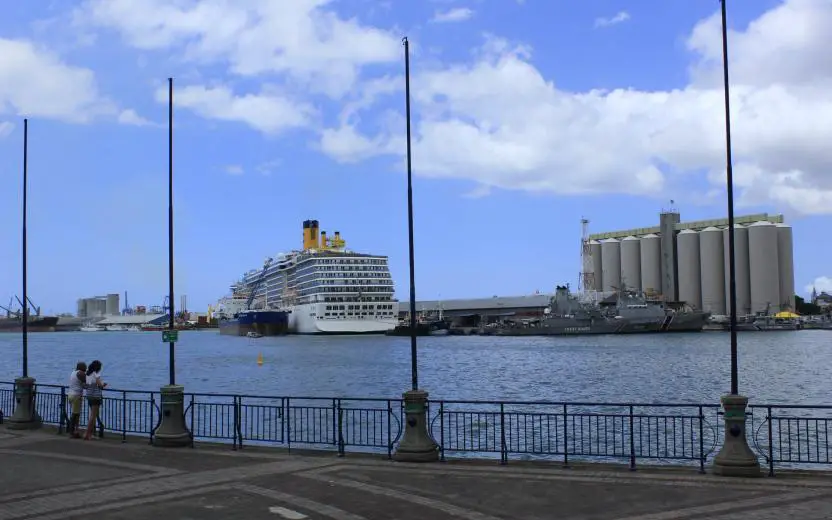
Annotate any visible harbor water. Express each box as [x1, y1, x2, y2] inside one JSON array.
[[0, 331, 829, 404]]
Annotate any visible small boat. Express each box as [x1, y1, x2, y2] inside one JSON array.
[[246, 331, 263, 338], [126, 325, 141, 332], [80, 323, 103, 332], [105, 324, 127, 332]]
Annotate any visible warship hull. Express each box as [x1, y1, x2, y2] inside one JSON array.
[[496, 312, 709, 336]]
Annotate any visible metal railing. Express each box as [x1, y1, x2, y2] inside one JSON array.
[[1, 381, 830, 476]]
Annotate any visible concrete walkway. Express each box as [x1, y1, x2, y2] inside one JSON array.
[[1, 429, 832, 520]]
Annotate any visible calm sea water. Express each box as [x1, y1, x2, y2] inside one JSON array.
[[0, 331, 829, 404]]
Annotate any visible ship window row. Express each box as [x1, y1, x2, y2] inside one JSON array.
[[326, 304, 395, 311], [312, 258, 386, 265], [323, 296, 393, 303]]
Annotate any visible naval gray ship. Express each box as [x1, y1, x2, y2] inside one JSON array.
[[495, 285, 710, 336]]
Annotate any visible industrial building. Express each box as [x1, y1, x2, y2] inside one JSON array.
[[582, 212, 795, 317], [398, 294, 552, 319], [76, 294, 120, 318]]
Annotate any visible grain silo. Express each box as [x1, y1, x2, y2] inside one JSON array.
[[105, 294, 120, 316], [776, 224, 795, 311], [620, 236, 641, 291], [676, 230, 702, 309], [700, 226, 726, 315], [722, 224, 751, 317], [589, 240, 603, 291], [748, 221, 780, 314], [600, 238, 621, 292], [639, 233, 662, 295]]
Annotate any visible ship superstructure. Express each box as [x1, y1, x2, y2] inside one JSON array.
[[229, 220, 398, 334]]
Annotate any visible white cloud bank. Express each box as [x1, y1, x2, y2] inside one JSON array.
[[595, 11, 630, 28], [806, 276, 832, 295], [432, 8, 474, 23], [0, 38, 147, 126], [73, 0, 832, 215]]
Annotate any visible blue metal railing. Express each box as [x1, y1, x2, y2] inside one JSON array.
[[1, 381, 829, 476]]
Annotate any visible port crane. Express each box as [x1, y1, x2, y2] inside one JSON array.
[[1, 296, 41, 319], [246, 258, 274, 311]]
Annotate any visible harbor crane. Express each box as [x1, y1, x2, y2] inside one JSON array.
[[246, 258, 274, 311]]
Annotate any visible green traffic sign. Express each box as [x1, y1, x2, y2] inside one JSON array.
[[162, 330, 179, 343]]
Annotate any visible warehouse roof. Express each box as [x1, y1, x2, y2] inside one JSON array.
[[96, 314, 167, 325], [398, 294, 552, 313]]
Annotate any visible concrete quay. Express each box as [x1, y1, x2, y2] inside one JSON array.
[[2, 429, 832, 520]]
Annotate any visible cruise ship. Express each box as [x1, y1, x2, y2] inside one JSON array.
[[219, 220, 398, 335]]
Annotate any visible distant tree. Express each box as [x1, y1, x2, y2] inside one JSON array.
[[795, 295, 822, 315]]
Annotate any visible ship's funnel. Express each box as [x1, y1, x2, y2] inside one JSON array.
[[302, 220, 312, 249], [320, 231, 327, 249], [310, 220, 320, 249], [332, 231, 344, 249]]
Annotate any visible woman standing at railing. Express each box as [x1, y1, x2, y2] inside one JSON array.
[[67, 361, 87, 439], [83, 360, 107, 441]]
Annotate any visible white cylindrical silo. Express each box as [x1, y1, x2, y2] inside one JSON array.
[[777, 224, 795, 311], [722, 224, 751, 317], [620, 236, 641, 291], [589, 240, 603, 291], [639, 233, 661, 295], [700, 226, 726, 315], [106, 293, 120, 316], [600, 238, 621, 292], [748, 221, 780, 314], [676, 230, 702, 310]]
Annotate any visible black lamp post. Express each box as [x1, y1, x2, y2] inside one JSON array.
[[153, 77, 191, 447], [393, 37, 438, 462], [712, 0, 761, 477], [8, 118, 42, 430]]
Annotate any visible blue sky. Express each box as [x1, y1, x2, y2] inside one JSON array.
[[1, 0, 830, 315]]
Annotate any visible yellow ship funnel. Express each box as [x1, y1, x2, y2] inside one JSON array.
[[302, 220, 312, 249], [332, 231, 345, 249], [320, 231, 328, 249], [310, 219, 320, 249]]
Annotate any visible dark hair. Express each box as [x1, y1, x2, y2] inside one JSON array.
[[75, 361, 87, 372], [87, 360, 102, 376]]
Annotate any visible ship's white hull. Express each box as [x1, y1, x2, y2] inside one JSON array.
[[288, 303, 397, 335]]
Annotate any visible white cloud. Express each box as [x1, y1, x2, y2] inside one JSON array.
[[0, 38, 112, 122], [432, 8, 474, 23], [255, 160, 280, 176], [76, 0, 401, 97], [117, 109, 153, 126], [69, 0, 832, 215], [155, 84, 314, 135], [0, 121, 13, 138], [594, 11, 630, 28], [317, 0, 832, 215], [225, 165, 244, 175], [806, 276, 832, 294]]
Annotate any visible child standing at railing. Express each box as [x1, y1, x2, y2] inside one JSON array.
[[83, 360, 107, 441], [67, 361, 87, 439]]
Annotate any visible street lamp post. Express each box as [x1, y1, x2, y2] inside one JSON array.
[[393, 37, 439, 462], [712, 0, 761, 477], [153, 77, 191, 447], [8, 119, 42, 430]]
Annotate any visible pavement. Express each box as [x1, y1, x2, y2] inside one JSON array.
[[1, 429, 832, 520]]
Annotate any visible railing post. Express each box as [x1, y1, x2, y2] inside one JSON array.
[[500, 403, 507, 465], [58, 387, 66, 435], [189, 394, 196, 448], [387, 399, 393, 460], [698, 406, 705, 474], [331, 398, 338, 448], [232, 396, 239, 451], [148, 393, 155, 445], [285, 397, 291, 451], [121, 391, 127, 443], [563, 404, 569, 468], [439, 401, 445, 462], [629, 405, 636, 471], [767, 406, 774, 477], [337, 399, 345, 457]]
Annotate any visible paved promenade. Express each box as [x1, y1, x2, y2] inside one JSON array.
[[2, 429, 832, 519]]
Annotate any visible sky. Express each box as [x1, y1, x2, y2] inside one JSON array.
[[1, 0, 831, 316]]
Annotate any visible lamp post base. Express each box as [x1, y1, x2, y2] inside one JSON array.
[[152, 385, 191, 447], [712, 394, 761, 477], [393, 390, 439, 463], [6, 377, 42, 430]]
